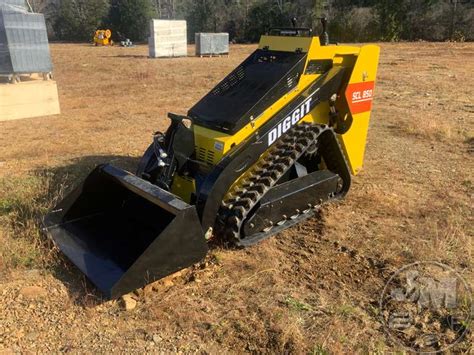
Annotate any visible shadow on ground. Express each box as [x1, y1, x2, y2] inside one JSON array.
[[102, 54, 150, 59]]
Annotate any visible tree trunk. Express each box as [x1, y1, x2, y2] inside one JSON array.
[[449, 0, 458, 40]]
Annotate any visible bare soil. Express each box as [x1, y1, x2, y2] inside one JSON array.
[[0, 42, 473, 353]]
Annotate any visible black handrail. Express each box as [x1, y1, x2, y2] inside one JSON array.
[[268, 27, 313, 37]]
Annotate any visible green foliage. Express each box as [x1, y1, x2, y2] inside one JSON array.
[[108, 0, 156, 41], [336, 303, 358, 317], [374, 0, 407, 41], [245, 1, 285, 42], [313, 0, 327, 19], [312, 344, 330, 355], [52, 0, 110, 41], [185, 0, 223, 41], [285, 296, 313, 312], [46, 0, 474, 42], [0, 198, 13, 215]]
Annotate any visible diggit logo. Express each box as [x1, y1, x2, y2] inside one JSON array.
[[268, 97, 312, 146]]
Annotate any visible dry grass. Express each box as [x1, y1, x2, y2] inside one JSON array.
[[0, 175, 53, 269], [0, 42, 473, 352], [400, 114, 455, 140]]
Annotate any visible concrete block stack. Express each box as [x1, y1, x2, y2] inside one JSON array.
[[149, 20, 187, 58], [195, 33, 229, 57], [0, 0, 53, 74]]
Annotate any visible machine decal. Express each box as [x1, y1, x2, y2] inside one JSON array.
[[214, 141, 224, 151], [345, 81, 375, 115], [268, 97, 313, 145]]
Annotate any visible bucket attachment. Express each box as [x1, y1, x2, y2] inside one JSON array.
[[43, 164, 208, 299]]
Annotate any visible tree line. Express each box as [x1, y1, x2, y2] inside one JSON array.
[[39, 0, 473, 42]]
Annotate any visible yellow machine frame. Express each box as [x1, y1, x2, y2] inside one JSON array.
[[175, 36, 380, 203], [43, 28, 381, 299]]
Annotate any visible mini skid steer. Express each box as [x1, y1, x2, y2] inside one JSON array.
[[44, 23, 380, 299]]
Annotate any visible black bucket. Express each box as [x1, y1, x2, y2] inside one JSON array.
[[43, 164, 208, 299]]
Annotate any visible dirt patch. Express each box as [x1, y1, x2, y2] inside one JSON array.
[[0, 42, 472, 352]]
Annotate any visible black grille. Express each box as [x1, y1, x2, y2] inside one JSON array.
[[188, 49, 307, 134], [196, 147, 215, 165], [211, 66, 245, 96]]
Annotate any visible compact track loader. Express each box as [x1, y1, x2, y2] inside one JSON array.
[[44, 23, 380, 299]]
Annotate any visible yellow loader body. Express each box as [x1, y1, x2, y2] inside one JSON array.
[[44, 25, 380, 298]]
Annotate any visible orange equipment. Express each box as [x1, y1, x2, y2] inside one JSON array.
[[94, 29, 113, 46]]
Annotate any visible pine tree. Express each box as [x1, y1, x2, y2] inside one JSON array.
[[108, 0, 156, 41], [374, 0, 408, 41], [53, 0, 110, 41]]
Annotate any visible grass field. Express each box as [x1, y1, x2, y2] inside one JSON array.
[[0, 42, 473, 353]]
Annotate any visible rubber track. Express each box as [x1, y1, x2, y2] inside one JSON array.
[[218, 123, 346, 247]]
